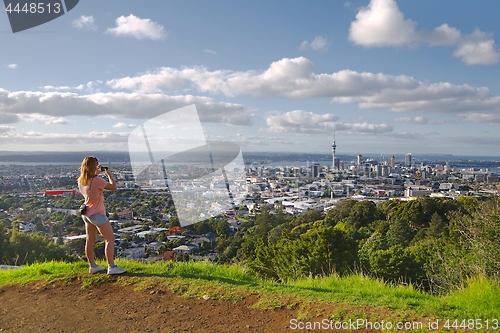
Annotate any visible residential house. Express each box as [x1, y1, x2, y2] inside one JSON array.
[[120, 247, 145, 259], [172, 245, 197, 255], [147, 241, 165, 252]]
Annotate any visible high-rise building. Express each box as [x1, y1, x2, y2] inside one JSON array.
[[364, 163, 371, 177], [333, 157, 341, 170], [357, 155, 363, 166], [313, 163, 320, 178], [405, 153, 412, 167], [389, 156, 395, 168], [332, 132, 337, 170], [381, 165, 389, 177]]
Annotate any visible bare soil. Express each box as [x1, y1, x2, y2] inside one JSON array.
[[0, 277, 405, 333]]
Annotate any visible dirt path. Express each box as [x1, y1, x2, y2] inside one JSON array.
[[0, 280, 385, 333]]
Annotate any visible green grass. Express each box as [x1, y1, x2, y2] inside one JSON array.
[[1, 260, 499, 322], [441, 276, 500, 319], [249, 296, 284, 311]]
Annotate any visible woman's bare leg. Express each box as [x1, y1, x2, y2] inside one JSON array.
[[85, 221, 97, 264], [96, 221, 115, 266]]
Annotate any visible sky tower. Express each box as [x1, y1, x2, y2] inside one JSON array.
[[332, 132, 337, 170]]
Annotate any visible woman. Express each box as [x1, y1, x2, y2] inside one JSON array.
[[78, 156, 126, 275]]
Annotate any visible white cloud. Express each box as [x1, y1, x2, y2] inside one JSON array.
[[203, 49, 217, 55], [73, 15, 97, 31], [206, 133, 293, 147], [0, 89, 253, 126], [343, 122, 393, 133], [349, 0, 500, 65], [7, 64, 18, 69], [349, 0, 417, 47], [453, 30, 500, 65], [394, 116, 445, 125], [42, 85, 84, 91], [265, 110, 392, 134], [106, 15, 166, 40], [85, 80, 104, 93], [425, 24, 461, 46], [105, 57, 500, 123], [265, 110, 338, 133], [107, 57, 418, 98], [299, 36, 328, 51], [19, 113, 68, 125], [48, 118, 68, 125], [0, 131, 130, 147], [0, 126, 15, 134], [113, 122, 136, 128]]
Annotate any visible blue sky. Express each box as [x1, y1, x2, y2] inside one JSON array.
[[1, 0, 500, 156]]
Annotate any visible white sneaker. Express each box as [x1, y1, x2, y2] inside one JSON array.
[[107, 265, 127, 275], [89, 264, 106, 274]]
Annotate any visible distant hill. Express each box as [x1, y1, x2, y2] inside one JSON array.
[[0, 151, 131, 163], [0, 151, 497, 165]]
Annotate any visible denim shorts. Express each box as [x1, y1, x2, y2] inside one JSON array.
[[82, 213, 109, 227]]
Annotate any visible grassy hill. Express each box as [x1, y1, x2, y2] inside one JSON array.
[[1, 260, 499, 331]]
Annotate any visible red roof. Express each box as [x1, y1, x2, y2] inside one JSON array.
[[167, 226, 185, 236], [45, 189, 77, 196], [158, 251, 177, 260]]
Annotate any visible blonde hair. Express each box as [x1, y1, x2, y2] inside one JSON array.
[[78, 156, 98, 186]]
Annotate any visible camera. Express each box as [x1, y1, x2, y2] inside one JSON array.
[[101, 166, 108, 171]]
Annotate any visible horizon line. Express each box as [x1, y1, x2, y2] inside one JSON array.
[[0, 150, 499, 159]]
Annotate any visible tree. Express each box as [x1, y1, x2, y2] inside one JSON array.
[[136, 206, 149, 217], [150, 198, 158, 208], [93, 241, 106, 260], [326, 199, 357, 224], [201, 240, 211, 252], [169, 216, 180, 228], [428, 212, 447, 237], [359, 230, 386, 271], [0, 200, 9, 211], [273, 202, 289, 226], [34, 221, 45, 233], [213, 219, 230, 237], [7, 228, 68, 265], [50, 222, 63, 236], [377, 199, 402, 221], [396, 200, 426, 228], [254, 205, 274, 238], [0, 223, 9, 264], [248, 238, 280, 279], [294, 209, 323, 226], [64, 238, 86, 257], [386, 218, 414, 248], [194, 220, 213, 235], [368, 245, 424, 283], [248, 220, 358, 280], [452, 197, 500, 277], [267, 223, 292, 244], [346, 200, 378, 229]]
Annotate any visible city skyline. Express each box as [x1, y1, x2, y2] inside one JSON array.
[[1, 1, 500, 156]]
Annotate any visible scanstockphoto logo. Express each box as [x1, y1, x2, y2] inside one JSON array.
[[3, 0, 79, 33], [128, 105, 248, 227]]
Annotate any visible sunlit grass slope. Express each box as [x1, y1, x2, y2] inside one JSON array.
[[1, 260, 499, 321]]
